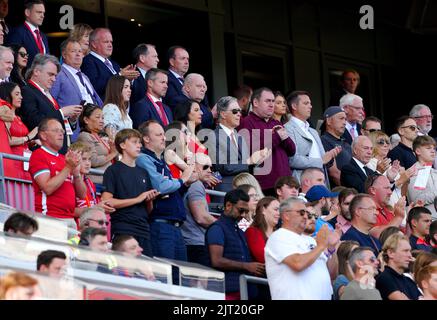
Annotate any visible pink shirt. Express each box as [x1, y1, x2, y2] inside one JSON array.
[[336, 214, 352, 235]]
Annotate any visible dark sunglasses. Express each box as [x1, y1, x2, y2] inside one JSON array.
[[307, 213, 317, 219], [18, 52, 29, 58], [229, 108, 242, 115], [88, 219, 109, 226], [366, 128, 379, 133], [376, 139, 390, 145], [202, 164, 212, 170]]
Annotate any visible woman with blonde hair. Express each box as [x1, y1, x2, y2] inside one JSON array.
[[232, 172, 264, 199], [69, 23, 93, 56], [367, 130, 413, 206]]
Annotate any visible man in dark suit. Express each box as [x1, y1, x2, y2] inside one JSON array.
[[329, 69, 360, 106], [340, 135, 376, 193], [130, 43, 159, 105], [163, 45, 189, 109], [0, 0, 9, 38], [51, 39, 101, 141], [0, 45, 13, 82], [81, 28, 139, 101], [209, 96, 270, 196], [20, 54, 82, 154], [6, 0, 49, 66], [340, 93, 365, 145], [129, 68, 173, 129]]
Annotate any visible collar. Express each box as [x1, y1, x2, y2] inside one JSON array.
[[29, 80, 48, 94], [398, 142, 413, 151], [221, 214, 239, 226], [90, 51, 108, 63], [337, 214, 351, 226], [25, 21, 38, 33], [141, 147, 163, 161], [248, 111, 272, 123], [353, 157, 366, 169], [41, 145, 59, 157], [136, 66, 147, 78], [291, 116, 310, 131], [169, 69, 183, 81], [62, 63, 80, 74], [219, 123, 235, 137], [323, 131, 343, 141], [147, 93, 161, 103]]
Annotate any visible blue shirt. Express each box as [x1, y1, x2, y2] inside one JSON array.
[[341, 226, 381, 256]]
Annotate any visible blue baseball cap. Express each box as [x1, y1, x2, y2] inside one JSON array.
[[323, 106, 345, 119], [305, 185, 339, 202]]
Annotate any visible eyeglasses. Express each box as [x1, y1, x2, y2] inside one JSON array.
[[88, 219, 109, 226], [413, 115, 434, 120], [229, 108, 242, 115], [284, 209, 311, 216], [18, 52, 29, 58], [202, 164, 212, 171], [307, 213, 317, 219], [376, 139, 390, 145], [237, 207, 250, 214], [400, 125, 419, 131]]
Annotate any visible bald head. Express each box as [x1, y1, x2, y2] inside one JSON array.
[[183, 73, 207, 102]]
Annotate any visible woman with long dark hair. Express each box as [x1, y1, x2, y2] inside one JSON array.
[[8, 44, 28, 88]]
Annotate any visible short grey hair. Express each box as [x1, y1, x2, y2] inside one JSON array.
[[79, 207, 105, 230], [279, 196, 305, 216], [25, 54, 61, 80], [409, 104, 430, 117], [340, 93, 362, 108], [89, 28, 111, 44], [216, 96, 237, 121], [0, 45, 12, 61], [348, 247, 374, 273], [184, 73, 203, 87]]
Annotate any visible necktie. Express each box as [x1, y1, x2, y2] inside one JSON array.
[[104, 58, 117, 74], [77, 71, 97, 104], [178, 77, 184, 84], [0, 20, 7, 35], [34, 29, 44, 54], [155, 101, 169, 126], [349, 126, 355, 140], [230, 131, 238, 148]]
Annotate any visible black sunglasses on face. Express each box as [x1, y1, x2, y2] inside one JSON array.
[[88, 219, 109, 226], [376, 139, 390, 145], [202, 165, 212, 170], [18, 52, 29, 58], [229, 108, 242, 115], [238, 207, 250, 214]]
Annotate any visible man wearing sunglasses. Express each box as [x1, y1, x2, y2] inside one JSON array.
[[265, 197, 339, 299], [387, 116, 419, 170], [205, 189, 264, 300], [341, 247, 382, 300], [360, 116, 382, 137]]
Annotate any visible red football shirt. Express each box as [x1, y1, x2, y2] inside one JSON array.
[[29, 146, 76, 219]]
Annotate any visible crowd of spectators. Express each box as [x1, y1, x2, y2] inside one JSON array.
[[0, 0, 436, 300]]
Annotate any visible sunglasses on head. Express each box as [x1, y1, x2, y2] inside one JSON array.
[[376, 139, 390, 145], [229, 108, 242, 115]]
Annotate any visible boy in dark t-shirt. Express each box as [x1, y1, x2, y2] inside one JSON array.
[[102, 129, 160, 257]]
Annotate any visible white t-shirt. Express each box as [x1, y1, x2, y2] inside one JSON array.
[[265, 228, 333, 300]]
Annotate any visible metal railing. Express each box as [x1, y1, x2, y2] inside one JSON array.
[[239, 274, 269, 300]]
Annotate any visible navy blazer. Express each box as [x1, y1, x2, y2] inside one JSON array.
[[6, 24, 50, 66], [163, 70, 183, 110], [340, 158, 375, 193], [130, 67, 147, 105], [81, 53, 120, 101], [129, 95, 173, 129], [19, 84, 70, 154], [342, 123, 362, 145]]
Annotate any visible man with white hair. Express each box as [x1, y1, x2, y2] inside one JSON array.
[[0, 45, 12, 82], [265, 197, 339, 300], [409, 104, 433, 136], [340, 135, 376, 193], [340, 93, 365, 145]]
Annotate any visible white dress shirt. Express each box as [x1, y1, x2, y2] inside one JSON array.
[[62, 63, 94, 104], [291, 116, 322, 158]]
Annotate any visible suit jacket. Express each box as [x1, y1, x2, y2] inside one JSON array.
[[19, 84, 69, 154], [50, 64, 103, 141], [163, 70, 183, 110], [284, 119, 330, 188], [6, 24, 49, 66], [129, 95, 173, 129], [342, 123, 362, 145], [340, 158, 375, 193], [81, 53, 120, 101], [130, 67, 147, 105], [210, 126, 251, 194]]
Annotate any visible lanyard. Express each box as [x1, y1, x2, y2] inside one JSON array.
[[84, 176, 97, 207], [92, 132, 111, 154]]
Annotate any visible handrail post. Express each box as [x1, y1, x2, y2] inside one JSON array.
[[0, 153, 6, 203]]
